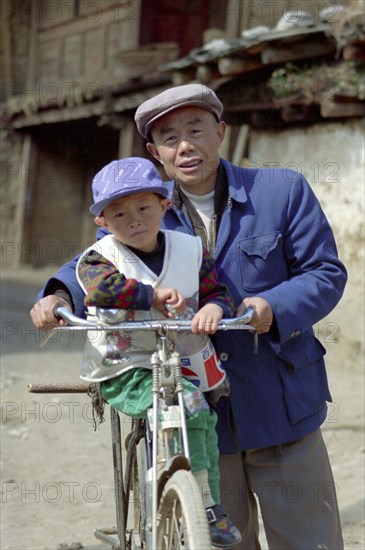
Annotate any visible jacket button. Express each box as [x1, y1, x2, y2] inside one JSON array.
[[285, 361, 295, 372], [220, 353, 229, 362]]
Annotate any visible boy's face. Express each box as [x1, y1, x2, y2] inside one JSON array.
[[95, 192, 169, 252], [146, 106, 226, 195]]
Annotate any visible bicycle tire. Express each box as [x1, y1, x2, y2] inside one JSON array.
[[157, 469, 211, 549]]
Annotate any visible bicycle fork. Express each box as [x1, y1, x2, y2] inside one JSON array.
[[149, 334, 191, 549]]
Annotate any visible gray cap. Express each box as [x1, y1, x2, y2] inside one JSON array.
[[90, 157, 169, 216], [135, 84, 223, 138]]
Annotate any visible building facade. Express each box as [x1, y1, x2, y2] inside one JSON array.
[[1, 0, 363, 268]]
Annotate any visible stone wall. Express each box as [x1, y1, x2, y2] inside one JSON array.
[[248, 119, 364, 371]]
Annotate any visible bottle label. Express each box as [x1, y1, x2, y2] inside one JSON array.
[[180, 339, 226, 392], [147, 404, 182, 430]]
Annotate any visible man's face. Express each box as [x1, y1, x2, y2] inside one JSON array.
[[147, 107, 226, 195]]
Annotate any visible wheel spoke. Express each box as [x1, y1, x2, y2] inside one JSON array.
[[157, 470, 210, 549]]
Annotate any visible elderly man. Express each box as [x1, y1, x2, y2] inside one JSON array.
[[31, 84, 346, 550]]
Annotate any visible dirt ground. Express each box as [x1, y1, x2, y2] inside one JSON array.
[[1, 267, 364, 550]]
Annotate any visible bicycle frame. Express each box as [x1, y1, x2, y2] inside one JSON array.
[[34, 306, 256, 549]]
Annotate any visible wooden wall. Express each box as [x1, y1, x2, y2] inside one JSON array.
[[36, 1, 141, 89]]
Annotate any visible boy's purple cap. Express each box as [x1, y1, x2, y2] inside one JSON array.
[[134, 84, 223, 138], [90, 157, 169, 215]]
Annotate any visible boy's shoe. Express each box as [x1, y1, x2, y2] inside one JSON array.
[[206, 504, 242, 548]]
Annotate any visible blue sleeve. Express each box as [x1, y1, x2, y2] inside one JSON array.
[[258, 174, 347, 344], [36, 227, 110, 318]]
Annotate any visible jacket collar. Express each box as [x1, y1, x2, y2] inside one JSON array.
[[169, 158, 248, 207], [220, 158, 248, 204], [168, 159, 248, 211]]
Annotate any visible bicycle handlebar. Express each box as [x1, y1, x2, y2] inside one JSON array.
[[53, 305, 256, 332], [40, 305, 258, 352]]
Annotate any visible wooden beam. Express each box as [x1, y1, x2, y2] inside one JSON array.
[[218, 57, 263, 76], [28, 383, 89, 393], [26, 1, 39, 90], [118, 117, 135, 157], [0, 11, 13, 95], [12, 136, 34, 267], [232, 125, 249, 165], [320, 102, 365, 118], [261, 40, 336, 65], [225, 0, 241, 40], [171, 71, 196, 86], [342, 45, 365, 62]]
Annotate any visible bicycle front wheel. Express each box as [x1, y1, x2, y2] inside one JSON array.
[[157, 469, 211, 549]]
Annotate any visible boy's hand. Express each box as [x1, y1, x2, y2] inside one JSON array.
[[152, 288, 186, 318], [30, 295, 71, 330], [191, 304, 223, 335]]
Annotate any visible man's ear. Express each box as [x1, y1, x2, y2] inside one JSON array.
[[217, 120, 226, 146], [146, 142, 162, 164], [94, 215, 108, 228]]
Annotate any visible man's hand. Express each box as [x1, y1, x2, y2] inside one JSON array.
[[237, 296, 273, 334], [152, 288, 186, 317], [30, 295, 72, 331], [191, 303, 223, 335]]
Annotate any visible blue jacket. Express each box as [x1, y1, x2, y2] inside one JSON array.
[[39, 159, 347, 451]]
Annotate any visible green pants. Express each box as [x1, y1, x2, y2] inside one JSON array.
[[101, 368, 220, 502]]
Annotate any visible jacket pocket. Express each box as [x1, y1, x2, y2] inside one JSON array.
[[277, 335, 332, 424], [238, 232, 286, 292]]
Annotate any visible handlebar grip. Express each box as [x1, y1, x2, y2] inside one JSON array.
[[53, 306, 98, 328], [240, 305, 255, 324], [53, 305, 63, 321]]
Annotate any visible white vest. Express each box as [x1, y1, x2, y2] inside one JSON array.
[[77, 231, 202, 381]]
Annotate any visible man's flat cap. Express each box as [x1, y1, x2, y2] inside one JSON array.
[[135, 84, 223, 138]]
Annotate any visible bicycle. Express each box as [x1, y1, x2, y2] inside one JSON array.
[[29, 305, 256, 550]]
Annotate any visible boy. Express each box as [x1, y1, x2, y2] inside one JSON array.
[[77, 157, 241, 548]]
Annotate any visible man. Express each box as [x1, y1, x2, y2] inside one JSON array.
[[31, 84, 347, 549]]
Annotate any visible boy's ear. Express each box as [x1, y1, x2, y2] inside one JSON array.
[[94, 215, 108, 228], [161, 198, 170, 214]]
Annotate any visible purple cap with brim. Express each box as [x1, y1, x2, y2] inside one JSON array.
[[90, 157, 169, 215]]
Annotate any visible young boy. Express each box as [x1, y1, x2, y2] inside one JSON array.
[[77, 157, 241, 548]]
